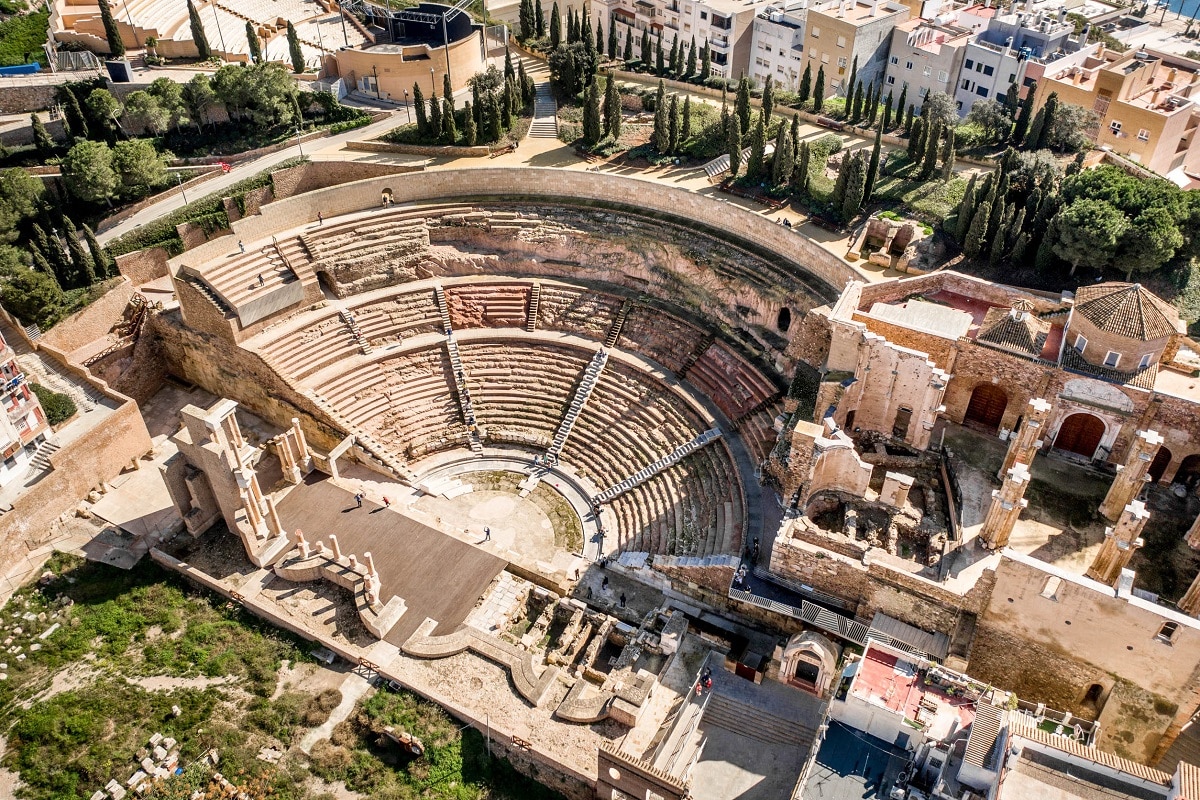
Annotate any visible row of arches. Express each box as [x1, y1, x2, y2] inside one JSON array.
[[961, 384, 1200, 485]]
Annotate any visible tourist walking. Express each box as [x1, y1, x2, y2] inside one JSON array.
[[484, 526, 491, 541], [238, 240, 245, 253], [354, 492, 363, 508], [317, 211, 324, 225]]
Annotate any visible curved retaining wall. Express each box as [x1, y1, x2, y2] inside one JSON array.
[[172, 168, 866, 299]]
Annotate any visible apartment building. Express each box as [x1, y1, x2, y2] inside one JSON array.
[[0, 331, 49, 488], [954, 4, 1075, 114], [596, 0, 771, 80], [883, 17, 971, 107], [1033, 47, 1200, 178], [749, 0, 808, 90], [801, 0, 910, 98]]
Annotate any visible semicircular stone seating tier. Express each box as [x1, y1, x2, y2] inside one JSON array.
[[246, 278, 781, 557]]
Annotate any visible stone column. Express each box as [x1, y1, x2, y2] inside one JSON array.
[[263, 495, 284, 538], [1100, 430, 1164, 520], [1000, 398, 1053, 479], [277, 436, 301, 484], [980, 463, 1032, 550], [1179, 570, 1200, 617], [329, 534, 342, 560], [240, 487, 263, 532], [292, 418, 309, 461], [1189, 511, 1200, 550], [246, 470, 265, 509], [1086, 500, 1150, 585]]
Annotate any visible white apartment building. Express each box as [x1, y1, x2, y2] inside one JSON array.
[[801, 0, 910, 97], [883, 17, 971, 108], [749, 1, 808, 90]]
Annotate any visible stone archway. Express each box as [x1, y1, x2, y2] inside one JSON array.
[[1177, 454, 1200, 489], [963, 383, 1009, 434], [1149, 446, 1173, 484], [1053, 413, 1106, 459], [780, 631, 840, 696]]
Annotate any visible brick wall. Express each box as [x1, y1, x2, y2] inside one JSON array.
[[853, 313, 957, 371]]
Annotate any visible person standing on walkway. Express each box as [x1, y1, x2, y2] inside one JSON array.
[[238, 240, 246, 253], [317, 211, 323, 225], [484, 526, 491, 541], [354, 492, 363, 508]]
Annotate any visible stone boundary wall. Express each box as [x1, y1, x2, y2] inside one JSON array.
[[346, 140, 492, 158], [270, 160, 425, 200], [37, 277, 135, 358], [150, 549, 595, 800], [170, 168, 867, 297], [115, 246, 169, 286], [95, 168, 223, 234], [857, 270, 1063, 310]]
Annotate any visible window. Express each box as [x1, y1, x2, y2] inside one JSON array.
[[890, 55, 899, 64], [837, 56, 847, 68], [1158, 622, 1180, 643], [822, 53, 829, 63], [886, 75, 896, 85], [923, 65, 931, 77], [938, 70, 948, 82], [1008, 73, 1016, 82], [837, 35, 846, 48], [1104, 351, 1121, 368], [975, 62, 984, 73], [1138, 128, 1150, 141], [1139, 353, 1153, 369], [1074, 334, 1087, 353], [1023, 76, 1035, 87], [961, 78, 971, 90], [905, 60, 913, 70], [700, 10, 707, 19], [976, 86, 989, 97], [764, 45, 772, 53], [964, 58, 973, 69], [810, 25, 819, 37], [919, 86, 928, 96], [1110, 120, 1123, 134], [1041, 576, 1062, 600], [983, 64, 994, 76]]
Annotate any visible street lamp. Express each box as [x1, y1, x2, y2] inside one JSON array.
[[404, 89, 412, 122], [430, 66, 436, 94], [176, 172, 189, 205], [372, 63, 381, 99], [209, 0, 227, 56]]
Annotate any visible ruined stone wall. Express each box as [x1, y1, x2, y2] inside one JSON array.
[[784, 305, 833, 369], [115, 246, 170, 286], [852, 313, 956, 371], [857, 271, 1062, 314], [37, 278, 135, 359], [651, 561, 736, 596], [941, 343, 1054, 434], [93, 334, 168, 406]]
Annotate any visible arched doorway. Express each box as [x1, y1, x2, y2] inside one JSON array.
[[777, 307, 792, 332], [1148, 446, 1173, 483], [963, 383, 1009, 434], [1177, 454, 1200, 489], [1054, 413, 1106, 459], [780, 632, 840, 696]]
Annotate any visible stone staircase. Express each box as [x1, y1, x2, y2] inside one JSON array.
[[593, 428, 722, 503], [26, 439, 61, 475], [605, 300, 632, 349], [546, 349, 608, 461], [732, 391, 784, 430], [14, 350, 104, 414], [434, 285, 483, 454], [701, 692, 818, 751], [675, 334, 715, 380], [701, 143, 775, 181], [525, 282, 541, 332], [338, 310, 372, 355], [529, 82, 558, 139]]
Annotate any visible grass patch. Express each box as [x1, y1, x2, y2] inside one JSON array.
[[872, 153, 968, 223], [0, 10, 49, 68]]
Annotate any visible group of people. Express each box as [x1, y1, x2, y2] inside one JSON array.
[[695, 666, 714, 696]]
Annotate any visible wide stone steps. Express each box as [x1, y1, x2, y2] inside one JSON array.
[[546, 349, 608, 460], [701, 692, 817, 750], [529, 82, 558, 138], [594, 428, 722, 503], [434, 284, 482, 453]]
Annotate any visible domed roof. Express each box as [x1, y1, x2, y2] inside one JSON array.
[[1072, 283, 1182, 341]]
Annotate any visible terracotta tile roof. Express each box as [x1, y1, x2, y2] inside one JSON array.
[[1073, 282, 1183, 341], [976, 306, 1050, 356], [1010, 722, 1173, 787], [1060, 346, 1158, 390], [1179, 762, 1200, 800]]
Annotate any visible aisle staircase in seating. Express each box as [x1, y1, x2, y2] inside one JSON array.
[[339, 310, 372, 355], [732, 391, 784, 429], [434, 285, 483, 454], [546, 349, 608, 462], [605, 300, 632, 348], [525, 283, 541, 332], [675, 334, 715, 380], [593, 429, 722, 503]]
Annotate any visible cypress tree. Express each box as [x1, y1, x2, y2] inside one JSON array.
[[813, 66, 825, 112], [505, 48, 515, 82], [793, 140, 811, 194], [81, 224, 110, 277], [864, 124, 882, 203], [472, 83, 483, 128], [798, 63, 812, 107], [444, 73, 456, 115], [30, 245, 59, 289], [640, 29, 651, 66], [519, 0, 533, 39], [605, 76, 622, 140], [413, 83, 428, 135], [1024, 107, 1046, 151], [668, 94, 681, 154], [441, 99, 457, 142], [700, 39, 711, 81], [1011, 231, 1031, 262], [735, 75, 751, 135], [31, 224, 51, 263], [67, 227, 95, 286], [790, 112, 800, 162], [988, 223, 1007, 266], [1007, 207, 1026, 252], [187, 0, 211, 60], [245, 21, 262, 63], [624, 33, 633, 63], [608, 17, 618, 59], [771, 121, 792, 187], [846, 55, 858, 104], [595, 16, 603, 54], [830, 151, 851, 214], [866, 83, 879, 125], [287, 21, 304, 72], [747, 115, 766, 180], [762, 74, 775, 119], [1012, 81, 1036, 144], [656, 33, 664, 75], [1003, 79, 1021, 118], [896, 85, 907, 129], [842, 151, 867, 222], [669, 34, 680, 76], [566, 7, 575, 42], [583, 79, 602, 146], [727, 117, 742, 178], [500, 80, 512, 128], [652, 81, 669, 151], [905, 103, 915, 136], [851, 79, 864, 124], [955, 173, 978, 241], [32, 114, 56, 158], [486, 95, 502, 141], [59, 88, 88, 141], [582, 13, 594, 54], [964, 200, 991, 259], [940, 127, 956, 181], [920, 120, 941, 178], [1035, 92, 1058, 150], [550, 2, 561, 48], [536, 0, 545, 37], [682, 95, 692, 140], [907, 117, 924, 161], [881, 90, 893, 132], [985, 175, 1009, 243], [429, 94, 443, 138], [98, 0, 125, 57], [462, 101, 477, 146], [686, 36, 697, 78]]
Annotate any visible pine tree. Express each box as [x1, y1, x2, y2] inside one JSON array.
[[830, 151, 851, 214], [907, 117, 924, 161], [535, 0, 545, 37], [640, 29, 651, 66], [813, 66, 825, 112], [682, 95, 692, 140], [413, 83, 428, 135], [604, 76, 622, 139], [772, 121, 792, 187], [98, 0, 125, 57], [864, 124, 882, 203], [964, 200, 991, 259], [32, 114, 56, 158], [793, 140, 811, 195], [623, 33, 633, 63], [762, 75, 775, 119], [652, 81, 669, 151], [245, 21, 262, 63], [686, 36, 697, 78], [59, 88, 88, 141], [727, 116, 742, 178], [842, 151, 867, 222], [735, 75, 751, 135], [700, 39, 711, 81], [583, 79, 602, 146], [940, 127, 956, 181], [798, 63, 812, 107], [1012, 81, 1036, 144], [550, 2, 561, 48], [881, 90, 893, 132], [608, 16, 618, 59], [747, 115, 766, 180], [462, 101, 477, 146], [286, 21, 304, 72], [187, 0, 211, 60], [668, 94, 681, 154], [81, 224, 109, 277]]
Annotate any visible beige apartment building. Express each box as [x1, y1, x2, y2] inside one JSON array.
[[801, 0, 909, 97], [1033, 47, 1200, 179]]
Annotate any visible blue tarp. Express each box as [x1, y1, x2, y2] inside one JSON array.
[[0, 63, 41, 76]]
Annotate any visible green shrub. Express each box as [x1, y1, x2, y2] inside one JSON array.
[[329, 116, 370, 134], [29, 382, 76, 425], [0, 10, 50, 67]]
